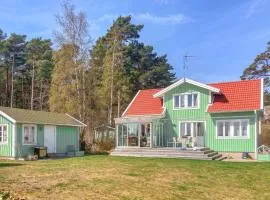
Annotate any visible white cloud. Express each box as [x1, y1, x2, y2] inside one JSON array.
[[95, 12, 192, 25], [153, 0, 175, 5], [135, 13, 190, 24], [246, 0, 266, 19]]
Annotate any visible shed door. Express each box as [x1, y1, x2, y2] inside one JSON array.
[[44, 125, 56, 153]]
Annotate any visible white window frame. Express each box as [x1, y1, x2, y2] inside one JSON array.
[[22, 124, 37, 145], [0, 124, 8, 145], [173, 92, 200, 110], [216, 119, 250, 139]]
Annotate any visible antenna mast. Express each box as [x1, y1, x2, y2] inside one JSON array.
[[183, 53, 196, 81]]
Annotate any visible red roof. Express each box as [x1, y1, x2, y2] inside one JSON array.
[[122, 79, 262, 116], [123, 89, 164, 116], [208, 79, 262, 113]]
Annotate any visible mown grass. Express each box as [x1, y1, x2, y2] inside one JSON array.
[[0, 155, 270, 200]]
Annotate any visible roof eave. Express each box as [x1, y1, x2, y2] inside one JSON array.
[[153, 78, 220, 98]]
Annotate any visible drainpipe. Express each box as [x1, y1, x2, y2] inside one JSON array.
[[254, 110, 258, 160], [150, 122, 152, 148]]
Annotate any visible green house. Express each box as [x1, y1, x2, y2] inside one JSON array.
[[114, 78, 264, 159], [0, 107, 86, 158]]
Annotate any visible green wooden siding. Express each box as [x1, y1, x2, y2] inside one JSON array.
[[16, 124, 44, 157], [164, 82, 258, 152], [56, 126, 79, 153], [0, 115, 13, 157]]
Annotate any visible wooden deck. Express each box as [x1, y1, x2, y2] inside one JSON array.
[[111, 147, 226, 160]]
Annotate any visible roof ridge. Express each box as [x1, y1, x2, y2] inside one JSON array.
[[208, 79, 260, 85], [0, 106, 65, 115]]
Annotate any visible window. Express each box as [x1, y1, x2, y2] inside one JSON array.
[[216, 119, 249, 138], [0, 125, 8, 144], [173, 93, 199, 109], [23, 125, 37, 145]]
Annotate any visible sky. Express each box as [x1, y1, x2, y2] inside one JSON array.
[[0, 0, 270, 83]]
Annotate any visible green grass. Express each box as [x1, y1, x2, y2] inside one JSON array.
[[0, 155, 270, 199]]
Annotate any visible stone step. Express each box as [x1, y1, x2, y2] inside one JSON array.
[[207, 152, 218, 157], [211, 154, 222, 160], [217, 156, 227, 161]]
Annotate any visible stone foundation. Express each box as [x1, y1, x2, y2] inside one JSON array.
[[220, 152, 256, 160]]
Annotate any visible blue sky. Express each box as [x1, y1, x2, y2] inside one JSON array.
[[0, 0, 269, 83]]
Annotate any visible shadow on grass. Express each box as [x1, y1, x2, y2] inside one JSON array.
[[0, 163, 24, 168]]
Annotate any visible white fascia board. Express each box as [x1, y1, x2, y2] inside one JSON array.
[[65, 114, 87, 127], [0, 110, 16, 123], [121, 90, 141, 117], [153, 78, 220, 98]]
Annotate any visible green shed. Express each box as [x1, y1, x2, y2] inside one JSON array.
[[0, 106, 86, 159]]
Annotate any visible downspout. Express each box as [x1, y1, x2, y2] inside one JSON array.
[[254, 110, 258, 160]]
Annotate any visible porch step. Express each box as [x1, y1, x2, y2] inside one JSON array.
[[211, 154, 222, 160]]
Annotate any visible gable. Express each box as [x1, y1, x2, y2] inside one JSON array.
[[153, 78, 220, 98]]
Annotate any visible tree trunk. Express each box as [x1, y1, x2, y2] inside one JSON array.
[[40, 81, 43, 110], [109, 35, 116, 125], [10, 55, 15, 108], [5, 67, 9, 107], [117, 90, 121, 118], [31, 62, 35, 110], [21, 77, 24, 108]]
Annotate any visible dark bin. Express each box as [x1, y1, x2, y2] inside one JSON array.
[[34, 146, 47, 159], [242, 152, 249, 159]]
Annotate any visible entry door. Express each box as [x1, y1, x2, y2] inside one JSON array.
[[44, 125, 56, 153], [195, 123, 205, 147]]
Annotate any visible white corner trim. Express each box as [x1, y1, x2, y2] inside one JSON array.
[[153, 78, 220, 98], [12, 124, 16, 157], [261, 78, 264, 110], [122, 90, 141, 117], [0, 110, 16, 123], [65, 114, 87, 127]]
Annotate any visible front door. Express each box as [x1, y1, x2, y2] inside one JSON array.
[[194, 122, 205, 147], [179, 121, 205, 147], [44, 125, 56, 153]]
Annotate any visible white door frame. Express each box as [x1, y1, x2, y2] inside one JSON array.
[[44, 125, 56, 153], [178, 120, 206, 147]]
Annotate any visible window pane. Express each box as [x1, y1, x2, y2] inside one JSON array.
[[186, 123, 191, 136], [225, 122, 230, 136], [193, 94, 198, 107], [241, 121, 248, 136], [3, 125, 7, 142], [193, 123, 197, 137], [217, 122, 223, 136], [233, 122, 240, 136], [174, 95, 179, 108], [180, 95, 185, 107], [188, 94, 192, 107]]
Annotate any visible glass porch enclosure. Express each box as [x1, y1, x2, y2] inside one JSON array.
[[116, 119, 174, 148]]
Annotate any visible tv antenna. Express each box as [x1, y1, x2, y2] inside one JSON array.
[[183, 53, 196, 81]]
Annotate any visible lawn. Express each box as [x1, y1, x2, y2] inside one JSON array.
[[0, 155, 270, 200]]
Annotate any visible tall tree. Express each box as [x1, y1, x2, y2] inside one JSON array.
[[53, 0, 91, 121], [241, 41, 270, 104], [50, 44, 79, 115], [100, 16, 143, 125], [0, 33, 26, 107], [26, 38, 53, 110]]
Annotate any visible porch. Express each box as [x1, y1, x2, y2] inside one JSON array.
[[115, 116, 206, 149]]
